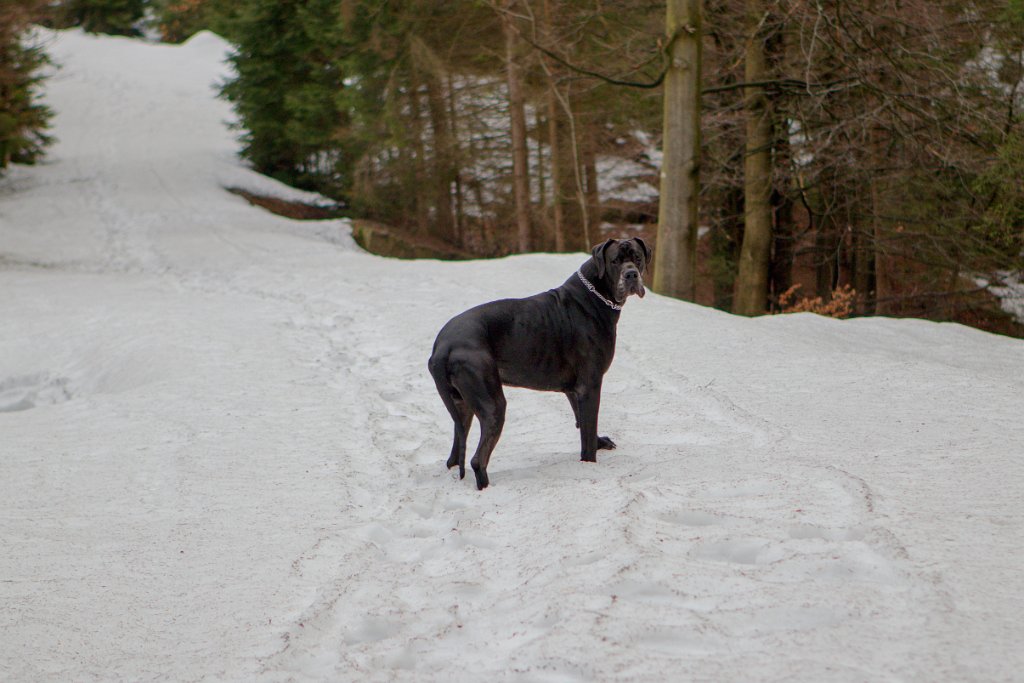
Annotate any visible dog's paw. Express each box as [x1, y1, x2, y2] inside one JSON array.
[[472, 460, 489, 490], [597, 436, 617, 450], [446, 456, 467, 479]]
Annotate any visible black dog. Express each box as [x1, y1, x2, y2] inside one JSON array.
[[428, 237, 651, 490]]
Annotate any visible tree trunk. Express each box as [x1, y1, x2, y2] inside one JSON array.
[[814, 211, 838, 298], [654, 0, 702, 300], [504, 2, 531, 253], [870, 130, 887, 314], [711, 185, 743, 311], [768, 90, 794, 311], [408, 71, 429, 235], [541, 0, 564, 252], [852, 221, 876, 315], [544, 87, 564, 251], [769, 187, 794, 311], [534, 107, 548, 249], [583, 125, 601, 239], [733, 0, 773, 316], [447, 73, 464, 246], [424, 71, 455, 243], [554, 90, 585, 250]]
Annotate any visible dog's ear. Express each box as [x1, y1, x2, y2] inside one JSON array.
[[591, 239, 616, 278], [633, 237, 652, 265]]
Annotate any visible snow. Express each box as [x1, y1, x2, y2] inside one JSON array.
[[2, 28, 1024, 681], [977, 271, 1024, 324]]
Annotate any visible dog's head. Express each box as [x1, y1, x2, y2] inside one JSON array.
[[591, 237, 652, 304]]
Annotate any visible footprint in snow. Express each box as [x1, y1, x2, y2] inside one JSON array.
[[0, 373, 73, 412]]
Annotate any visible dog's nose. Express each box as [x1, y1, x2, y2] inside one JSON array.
[[625, 269, 639, 281]]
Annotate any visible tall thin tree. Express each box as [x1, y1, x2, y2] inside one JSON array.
[[503, 1, 532, 252], [654, 0, 702, 300], [732, 0, 773, 315]]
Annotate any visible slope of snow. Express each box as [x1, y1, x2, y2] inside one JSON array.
[[2, 29, 1023, 682]]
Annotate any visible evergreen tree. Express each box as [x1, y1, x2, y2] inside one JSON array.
[[58, 0, 146, 37], [220, 0, 348, 196], [151, 0, 237, 43], [0, 1, 53, 173]]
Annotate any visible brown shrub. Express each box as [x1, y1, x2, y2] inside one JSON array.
[[777, 284, 857, 319]]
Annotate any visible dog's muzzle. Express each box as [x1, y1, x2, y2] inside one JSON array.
[[618, 268, 646, 302]]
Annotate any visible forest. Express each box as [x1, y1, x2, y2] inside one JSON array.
[[3, 5, 1024, 679], [3, 0, 1023, 332]]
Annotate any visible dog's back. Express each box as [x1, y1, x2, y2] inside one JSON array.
[[430, 289, 588, 394]]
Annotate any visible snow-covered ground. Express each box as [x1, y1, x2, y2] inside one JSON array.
[[2, 29, 1024, 682], [977, 271, 1024, 324]]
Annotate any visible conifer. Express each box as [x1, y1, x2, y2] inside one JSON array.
[[219, 0, 347, 196], [0, 1, 53, 173], [58, 0, 146, 37]]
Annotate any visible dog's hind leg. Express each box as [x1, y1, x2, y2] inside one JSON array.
[[565, 391, 581, 429], [446, 396, 472, 478], [450, 357, 505, 490], [430, 355, 473, 479], [467, 392, 505, 490]]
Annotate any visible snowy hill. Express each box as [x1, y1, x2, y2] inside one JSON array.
[[2, 29, 1023, 682]]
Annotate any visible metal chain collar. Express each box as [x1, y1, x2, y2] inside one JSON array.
[[576, 269, 623, 311]]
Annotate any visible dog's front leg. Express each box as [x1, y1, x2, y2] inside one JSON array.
[[576, 383, 602, 462], [570, 388, 616, 455]]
